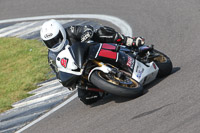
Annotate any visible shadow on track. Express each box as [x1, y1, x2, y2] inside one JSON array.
[[143, 66, 181, 93]]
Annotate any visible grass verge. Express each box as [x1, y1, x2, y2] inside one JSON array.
[[0, 37, 53, 113]]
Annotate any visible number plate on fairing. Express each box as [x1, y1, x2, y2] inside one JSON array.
[[56, 45, 82, 75]]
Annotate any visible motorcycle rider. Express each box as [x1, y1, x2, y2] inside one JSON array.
[[40, 19, 145, 104]]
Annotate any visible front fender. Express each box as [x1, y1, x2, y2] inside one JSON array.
[[88, 64, 112, 81]]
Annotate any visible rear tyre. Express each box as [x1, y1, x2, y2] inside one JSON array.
[[153, 50, 173, 78], [90, 70, 143, 97]]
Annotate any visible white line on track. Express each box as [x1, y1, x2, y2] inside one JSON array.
[[13, 89, 70, 108], [0, 21, 39, 37], [0, 14, 132, 133], [16, 93, 78, 133], [0, 14, 132, 36], [16, 20, 74, 37], [0, 22, 28, 33]]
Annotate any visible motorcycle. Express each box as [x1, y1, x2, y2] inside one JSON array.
[[56, 41, 173, 103]]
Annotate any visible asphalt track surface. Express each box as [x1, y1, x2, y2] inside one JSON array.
[[1, 0, 200, 133]]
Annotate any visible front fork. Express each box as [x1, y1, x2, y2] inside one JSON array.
[[76, 60, 109, 93], [88, 60, 112, 81]]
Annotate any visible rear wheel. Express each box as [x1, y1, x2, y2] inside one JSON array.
[[152, 50, 173, 78], [90, 70, 143, 97]]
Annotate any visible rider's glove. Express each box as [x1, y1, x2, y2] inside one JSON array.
[[81, 25, 94, 42], [125, 37, 145, 47]]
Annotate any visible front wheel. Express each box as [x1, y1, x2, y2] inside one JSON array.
[[152, 50, 173, 78], [90, 70, 143, 97]]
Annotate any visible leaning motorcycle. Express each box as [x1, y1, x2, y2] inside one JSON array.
[[56, 42, 173, 104]]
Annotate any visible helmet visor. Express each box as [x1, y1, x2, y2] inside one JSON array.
[[43, 31, 64, 48]]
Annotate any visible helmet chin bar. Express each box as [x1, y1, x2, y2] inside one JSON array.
[[50, 39, 68, 52]]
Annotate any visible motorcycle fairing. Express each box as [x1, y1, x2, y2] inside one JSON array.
[[88, 43, 133, 73], [56, 45, 82, 75], [70, 42, 90, 68], [132, 60, 159, 85], [59, 71, 80, 87]]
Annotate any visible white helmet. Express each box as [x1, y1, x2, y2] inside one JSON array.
[[40, 19, 67, 52]]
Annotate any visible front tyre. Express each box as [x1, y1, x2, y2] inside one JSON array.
[[153, 50, 173, 78], [90, 71, 143, 97]]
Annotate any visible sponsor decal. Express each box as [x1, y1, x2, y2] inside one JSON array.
[[137, 68, 144, 79], [81, 32, 91, 42], [99, 36, 113, 38], [60, 58, 68, 68], [153, 63, 157, 69], [70, 26, 75, 33], [126, 55, 134, 69], [44, 33, 53, 38], [136, 65, 144, 79]]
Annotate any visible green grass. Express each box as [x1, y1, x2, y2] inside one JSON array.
[[0, 37, 53, 113]]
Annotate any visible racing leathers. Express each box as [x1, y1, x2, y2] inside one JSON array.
[[66, 25, 144, 47], [48, 25, 144, 104]]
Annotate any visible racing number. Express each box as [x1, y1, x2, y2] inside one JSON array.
[[61, 58, 68, 68]]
